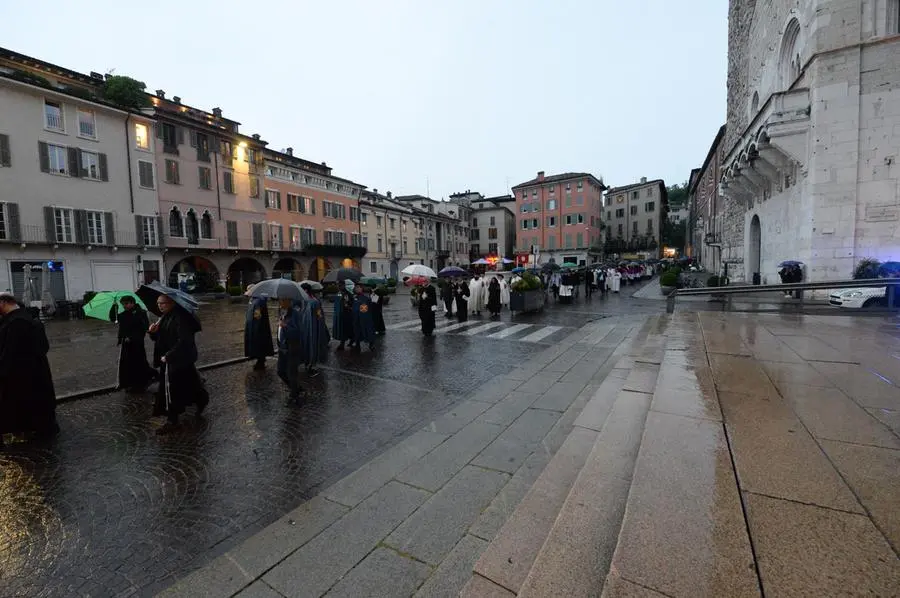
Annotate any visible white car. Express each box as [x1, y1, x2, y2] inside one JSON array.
[[828, 287, 886, 308]]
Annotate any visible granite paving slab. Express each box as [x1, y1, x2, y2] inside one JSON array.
[[414, 534, 489, 598], [323, 546, 431, 598], [471, 408, 560, 474]]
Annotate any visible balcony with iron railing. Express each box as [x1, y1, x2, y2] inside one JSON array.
[[45, 112, 64, 131], [3, 225, 157, 249]]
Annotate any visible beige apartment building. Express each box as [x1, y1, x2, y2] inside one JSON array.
[[448, 191, 516, 262], [359, 190, 428, 278], [395, 194, 471, 270], [0, 47, 163, 302], [603, 177, 669, 258]]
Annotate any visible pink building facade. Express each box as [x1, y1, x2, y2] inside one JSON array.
[[512, 171, 606, 266]]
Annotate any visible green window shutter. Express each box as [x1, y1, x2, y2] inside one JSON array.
[[99, 153, 108, 181], [44, 206, 56, 243], [105, 212, 115, 245], [7, 202, 21, 241], [156, 122, 164, 139], [176, 126, 184, 146], [74, 209, 88, 244], [0, 134, 10, 167], [38, 141, 49, 172]]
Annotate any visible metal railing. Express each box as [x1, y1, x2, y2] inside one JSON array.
[[666, 278, 900, 314]]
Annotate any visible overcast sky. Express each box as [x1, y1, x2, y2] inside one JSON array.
[[1, 0, 726, 199]]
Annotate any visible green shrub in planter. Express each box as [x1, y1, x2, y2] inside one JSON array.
[[666, 266, 682, 276], [213, 284, 226, 293], [707, 275, 720, 287], [511, 273, 542, 292], [659, 272, 678, 287], [387, 277, 398, 287], [227, 286, 243, 297]]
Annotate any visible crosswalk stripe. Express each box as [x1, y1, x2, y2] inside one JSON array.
[[519, 326, 563, 343], [461, 322, 507, 336], [487, 324, 534, 339], [436, 320, 485, 333], [386, 320, 423, 330]]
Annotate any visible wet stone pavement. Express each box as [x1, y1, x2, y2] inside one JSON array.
[[0, 285, 661, 597]]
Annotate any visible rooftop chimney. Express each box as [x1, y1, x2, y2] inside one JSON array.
[[537, 170, 545, 181], [373, 188, 378, 194], [321, 161, 327, 167], [387, 191, 392, 199], [640, 176, 647, 184], [90, 71, 103, 81], [155, 90, 166, 99], [212, 107, 222, 118], [286, 147, 293, 156], [252, 133, 261, 141], [173, 96, 181, 104]]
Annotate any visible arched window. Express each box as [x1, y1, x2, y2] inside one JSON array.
[[780, 19, 801, 89], [750, 91, 760, 117], [200, 211, 213, 239], [169, 207, 184, 237], [185, 209, 199, 244]]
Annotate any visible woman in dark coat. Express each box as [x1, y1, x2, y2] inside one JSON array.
[[117, 296, 157, 391], [332, 282, 356, 351], [244, 296, 275, 370], [150, 294, 209, 434], [487, 278, 502, 317], [454, 279, 470, 322], [417, 284, 438, 335], [440, 281, 454, 318], [0, 293, 58, 445]]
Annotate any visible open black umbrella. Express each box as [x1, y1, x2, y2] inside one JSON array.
[[321, 268, 362, 284], [137, 281, 199, 317]]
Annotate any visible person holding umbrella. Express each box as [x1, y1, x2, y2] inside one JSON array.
[[117, 295, 157, 392], [244, 296, 274, 370], [277, 296, 306, 401], [145, 287, 208, 434], [333, 279, 356, 351], [299, 283, 329, 376], [453, 277, 470, 322]]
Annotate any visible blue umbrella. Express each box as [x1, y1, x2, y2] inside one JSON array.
[[779, 260, 803, 267], [438, 266, 469, 278], [511, 266, 527, 274], [137, 281, 199, 317]]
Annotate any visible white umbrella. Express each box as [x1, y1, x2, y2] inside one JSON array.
[[401, 264, 437, 279], [246, 278, 309, 301]]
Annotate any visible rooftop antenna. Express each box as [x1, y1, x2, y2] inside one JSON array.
[[426, 177, 430, 199]]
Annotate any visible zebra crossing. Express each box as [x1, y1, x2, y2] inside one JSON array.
[[384, 317, 570, 344]]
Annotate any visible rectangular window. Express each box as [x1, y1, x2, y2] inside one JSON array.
[[80, 150, 101, 180], [44, 100, 64, 131], [607, 211, 612, 220], [488, 242, 498, 254], [522, 219, 529, 230], [269, 224, 282, 249], [54, 208, 74, 243], [575, 195, 583, 205], [350, 206, 359, 222], [645, 201, 656, 212], [86, 211, 105, 244], [77, 108, 96, 138], [198, 166, 211, 189], [632, 221, 638, 235], [547, 199, 557, 210], [632, 191, 638, 199], [140, 216, 158, 246], [618, 224, 623, 236], [370, 261, 378, 273], [45, 143, 67, 174], [224, 170, 235, 193], [135, 123, 150, 150], [576, 233, 583, 248], [361, 212, 368, 224], [577, 213, 585, 224], [301, 227, 316, 246], [547, 216, 556, 227], [488, 227, 498, 239], [138, 160, 155, 188], [616, 209, 624, 218], [376, 215, 383, 227], [565, 233, 572, 248], [577, 181, 583, 190], [489, 216, 495, 225], [265, 189, 282, 210], [549, 186, 555, 194], [0, 202, 7, 240], [249, 175, 260, 198], [225, 221, 238, 248], [377, 238, 383, 252], [362, 234, 368, 247], [390, 218, 396, 229], [532, 218, 539, 229], [251, 223, 264, 248], [161, 123, 179, 153], [647, 188, 653, 197], [630, 205, 637, 216], [164, 159, 180, 184]]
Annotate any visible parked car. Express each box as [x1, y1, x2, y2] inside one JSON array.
[[828, 287, 886, 308]]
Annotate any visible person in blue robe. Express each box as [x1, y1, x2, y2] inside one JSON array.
[[276, 298, 304, 402], [352, 283, 377, 351], [332, 279, 356, 351], [244, 296, 274, 370], [300, 284, 330, 376]]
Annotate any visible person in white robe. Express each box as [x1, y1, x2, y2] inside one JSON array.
[[468, 275, 485, 315], [498, 275, 511, 307], [606, 268, 615, 292], [612, 268, 622, 292]]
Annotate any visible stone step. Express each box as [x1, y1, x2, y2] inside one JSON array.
[[600, 313, 762, 598], [461, 320, 658, 597]]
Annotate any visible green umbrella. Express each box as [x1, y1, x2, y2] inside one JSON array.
[[83, 291, 147, 322]]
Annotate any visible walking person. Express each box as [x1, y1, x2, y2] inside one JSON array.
[[370, 286, 386, 335], [276, 298, 305, 402], [352, 283, 377, 351], [440, 280, 454, 318], [454, 278, 470, 322], [299, 284, 330, 377], [468, 274, 485, 315], [333, 280, 356, 351], [487, 277, 502, 317], [585, 269, 594, 299], [417, 283, 438, 336], [116, 295, 157, 392], [0, 292, 58, 447], [244, 296, 274, 370], [149, 293, 209, 434]]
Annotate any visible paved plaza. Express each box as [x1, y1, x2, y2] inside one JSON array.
[[3, 286, 900, 597]]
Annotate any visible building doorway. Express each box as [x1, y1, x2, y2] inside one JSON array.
[[748, 215, 761, 280]]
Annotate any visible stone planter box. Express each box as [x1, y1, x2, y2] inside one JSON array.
[[660, 286, 676, 295], [510, 289, 545, 313]]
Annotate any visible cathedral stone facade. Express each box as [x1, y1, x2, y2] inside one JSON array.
[[721, 0, 900, 283]]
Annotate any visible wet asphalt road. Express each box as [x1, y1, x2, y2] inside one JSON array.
[[1, 284, 663, 597]]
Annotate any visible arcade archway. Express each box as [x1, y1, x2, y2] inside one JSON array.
[[168, 256, 220, 293], [227, 258, 267, 291], [748, 214, 761, 281], [272, 258, 303, 281]]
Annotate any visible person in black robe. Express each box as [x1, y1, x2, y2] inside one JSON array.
[[487, 278, 502, 317], [116, 296, 157, 392], [417, 284, 438, 335], [0, 293, 58, 446], [352, 284, 377, 351], [150, 294, 208, 434], [585, 269, 594, 299], [440, 281, 454, 318], [370, 287, 387, 335], [244, 297, 275, 370], [277, 298, 305, 401], [299, 285, 330, 376], [454, 279, 470, 322], [333, 281, 356, 350]]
